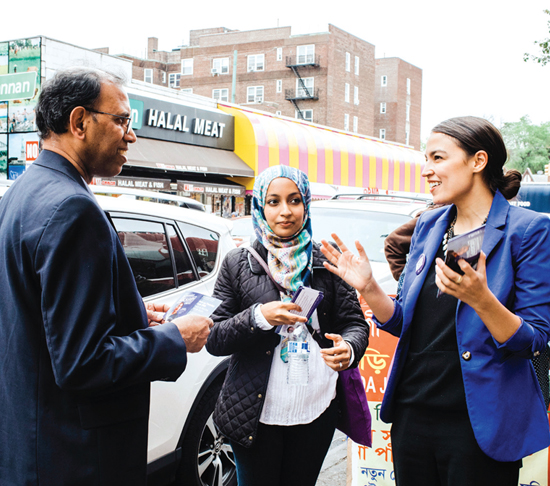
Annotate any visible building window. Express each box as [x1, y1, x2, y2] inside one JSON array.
[[354, 86, 359, 105], [276, 79, 282, 93], [182, 59, 193, 75], [297, 45, 315, 64], [247, 54, 265, 72], [345, 83, 350, 103], [381, 75, 387, 87], [355, 56, 360, 75], [406, 130, 410, 146], [407, 78, 411, 95], [144, 69, 153, 83], [296, 110, 313, 122], [169, 73, 181, 88], [353, 116, 358, 133], [380, 102, 386, 114], [212, 58, 229, 74], [247, 86, 264, 103], [212, 88, 229, 102], [296, 78, 314, 98], [406, 103, 410, 121], [181, 88, 193, 94], [162, 71, 166, 84], [276, 111, 282, 116], [277, 47, 283, 61], [380, 129, 386, 140], [344, 114, 350, 131], [345, 52, 351, 72]]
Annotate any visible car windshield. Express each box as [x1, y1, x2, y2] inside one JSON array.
[[310, 207, 411, 262]]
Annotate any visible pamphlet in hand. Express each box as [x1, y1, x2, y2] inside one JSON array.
[[438, 224, 486, 297], [289, 286, 324, 319], [164, 291, 222, 321]]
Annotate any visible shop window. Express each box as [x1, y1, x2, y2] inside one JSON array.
[[112, 218, 178, 297], [177, 222, 219, 278]]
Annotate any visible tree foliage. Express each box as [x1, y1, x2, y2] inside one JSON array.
[[501, 116, 550, 173], [524, 9, 550, 66]]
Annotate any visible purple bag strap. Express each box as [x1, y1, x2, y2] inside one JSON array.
[[246, 246, 286, 293]]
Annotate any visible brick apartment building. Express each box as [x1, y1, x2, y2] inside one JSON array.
[[114, 24, 422, 149], [374, 58, 422, 149]]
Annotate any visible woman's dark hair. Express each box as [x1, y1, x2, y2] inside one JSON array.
[[35, 67, 125, 139], [431, 116, 521, 200]]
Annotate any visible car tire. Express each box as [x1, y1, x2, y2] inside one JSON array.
[[175, 379, 237, 486]]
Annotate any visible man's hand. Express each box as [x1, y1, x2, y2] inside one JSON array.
[[172, 315, 213, 353], [145, 302, 170, 327]]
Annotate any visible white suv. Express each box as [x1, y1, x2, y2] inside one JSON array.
[[95, 195, 237, 486]]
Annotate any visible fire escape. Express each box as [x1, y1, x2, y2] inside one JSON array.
[[285, 54, 320, 121]]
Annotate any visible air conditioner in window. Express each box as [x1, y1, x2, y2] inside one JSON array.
[[211, 68, 219, 75]]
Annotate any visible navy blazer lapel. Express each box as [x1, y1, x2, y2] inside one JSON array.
[[482, 191, 508, 260], [402, 206, 453, 328]]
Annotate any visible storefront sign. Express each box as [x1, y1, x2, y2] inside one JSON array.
[[178, 181, 245, 197], [93, 176, 170, 191], [128, 94, 234, 150]]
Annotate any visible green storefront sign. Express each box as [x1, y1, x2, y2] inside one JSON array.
[[0, 72, 37, 102]]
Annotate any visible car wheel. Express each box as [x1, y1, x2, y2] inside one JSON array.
[[176, 380, 237, 486]]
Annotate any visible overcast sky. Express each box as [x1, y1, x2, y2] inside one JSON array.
[[3, 0, 550, 144]]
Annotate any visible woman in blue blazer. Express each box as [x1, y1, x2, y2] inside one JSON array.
[[321, 116, 550, 485]]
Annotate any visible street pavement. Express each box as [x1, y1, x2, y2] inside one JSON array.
[[316, 429, 349, 486]]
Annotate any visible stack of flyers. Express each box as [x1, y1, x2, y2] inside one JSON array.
[[164, 291, 222, 321], [438, 224, 486, 297]]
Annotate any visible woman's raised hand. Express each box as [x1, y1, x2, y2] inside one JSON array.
[[260, 301, 308, 327], [320, 234, 373, 294]]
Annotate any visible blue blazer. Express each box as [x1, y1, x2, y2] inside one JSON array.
[[377, 191, 550, 462], [0, 151, 188, 486]]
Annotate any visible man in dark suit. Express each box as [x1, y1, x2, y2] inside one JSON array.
[[0, 67, 213, 485]]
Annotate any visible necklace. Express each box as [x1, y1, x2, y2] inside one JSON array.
[[442, 214, 488, 256]]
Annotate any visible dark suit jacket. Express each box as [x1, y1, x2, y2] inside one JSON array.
[[375, 191, 550, 462], [0, 150, 188, 485]]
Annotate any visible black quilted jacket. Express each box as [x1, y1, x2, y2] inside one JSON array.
[[206, 240, 369, 448]]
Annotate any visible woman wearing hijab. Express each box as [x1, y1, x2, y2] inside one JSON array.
[[320, 116, 550, 486], [206, 165, 369, 486]]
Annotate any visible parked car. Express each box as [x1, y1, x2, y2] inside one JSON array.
[[229, 215, 254, 247], [91, 184, 207, 212], [94, 195, 236, 486], [310, 194, 432, 295]]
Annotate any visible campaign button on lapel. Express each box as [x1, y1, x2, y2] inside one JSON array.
[[462, 351, 472, 361], [416, 254, 426, 275]]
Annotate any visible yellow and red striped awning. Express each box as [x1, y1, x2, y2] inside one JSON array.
[[219, 104, 428, 194]]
